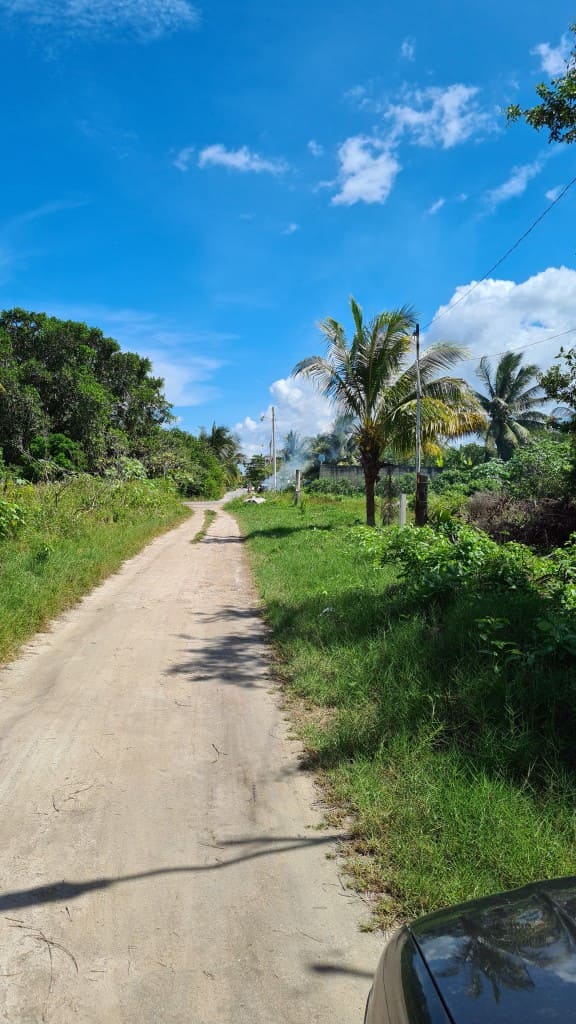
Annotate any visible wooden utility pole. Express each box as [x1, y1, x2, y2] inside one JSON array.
[[271, 406, 277, 492], [399, 492, 407, 527], [414, 322, 428, 526], [293, 468, 301, 505]]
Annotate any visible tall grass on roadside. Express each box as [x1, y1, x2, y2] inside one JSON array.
[[0, 476, 188, 664], [230, 493, 576, 927]]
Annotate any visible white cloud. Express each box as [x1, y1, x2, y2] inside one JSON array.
[[234, 377, 334, 459], [308, 140, 324, 157], [282, 223, 299, 235], [485, 156, 546, 208], [426, 267, 576, 387], [173, 146, 195, 172], [400, 38, 415, 61], [532, 34, 571, 76], [10, 199, 89, 226], [383, 84, 495, 148], [331, 136, 401, 206], [546, 185, 564, 202], [198, 144, 288, 175], [0, 0, 198, 39], [426, 198, 445, 215], [34, 302, 230, 407]]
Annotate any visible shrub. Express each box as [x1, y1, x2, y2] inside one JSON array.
[[0, 498, 26, 539], [505, 437, 572, 499], [370, 522, 540, 602], [467, 492, 576, 548]]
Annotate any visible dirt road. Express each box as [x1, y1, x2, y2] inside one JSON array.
[[0, 502, 382, 1023]]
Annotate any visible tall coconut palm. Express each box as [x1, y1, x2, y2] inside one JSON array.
[[199, 422, 244, 487], [293, 298, 485, 525], [475, 353, 548, 461]]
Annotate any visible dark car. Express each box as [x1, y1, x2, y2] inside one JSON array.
[[365, 876, 576, 1024]]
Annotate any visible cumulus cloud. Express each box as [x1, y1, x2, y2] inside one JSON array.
[[234, 377, 334, 459], [198, 144, 288, 175], [546, 184, 564, 202], [38, 302, 229, 407], [308, 140, 323, 157], [282, 223, 299, 235], [383, 83, 495, 148], [173, 146, 195, 172], [532, 34, 571, 76], [426, 198, 445, 215], [0, 0, 198, 39], [400, 38, 415, 61], [331, 136, 401, 206], [485, 156, 546, 208], [426, 267, 576, 386]]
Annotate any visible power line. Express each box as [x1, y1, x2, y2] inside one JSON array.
[[456, 326, 576, 364], [423, 172, 576, 332]]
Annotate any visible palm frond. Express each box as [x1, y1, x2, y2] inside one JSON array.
[[476, 357, 495, 398]]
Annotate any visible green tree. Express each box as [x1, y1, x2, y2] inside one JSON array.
[[539, 346, 576, 415], [245, 454, 269, 489], [507, 24, 576, 143], [475, 352, 548, 461], [0, 308, 173, 472], [293, 298, 484, 525], [199, 423, 243, 487], [280, 429, 308, 462]]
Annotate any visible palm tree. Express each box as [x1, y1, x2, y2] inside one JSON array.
[[199, 422, 244, 487], [293, 298, 485, 525], [475, 353, 548, 461], [280, 429, 309, 462], [309, 414, 358, 469]]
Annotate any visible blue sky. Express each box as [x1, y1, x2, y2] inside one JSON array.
[[1, 0, 575, 456]]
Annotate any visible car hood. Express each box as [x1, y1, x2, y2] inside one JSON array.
[[410, 876, 576, 1024]]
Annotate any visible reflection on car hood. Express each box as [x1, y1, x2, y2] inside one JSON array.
[[411, 876, 576, 1024]]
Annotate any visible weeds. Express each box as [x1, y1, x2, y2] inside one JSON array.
[[190, 508, 217, 543], [0, 477, 188, 664], [231, 493, 576, 926]]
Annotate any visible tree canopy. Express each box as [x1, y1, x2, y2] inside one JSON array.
[[475, 352, 548, 460], [507, 24, 576, 143], [0, 308, 236, 498]]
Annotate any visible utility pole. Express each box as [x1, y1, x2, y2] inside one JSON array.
[[414, 323, 428, 526], [271, 406, 277, 492], [415, 323, 421, 477]]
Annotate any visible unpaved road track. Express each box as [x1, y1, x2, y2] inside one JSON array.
[[0, 502, 381, 1023]]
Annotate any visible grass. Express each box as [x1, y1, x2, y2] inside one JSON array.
[[191, 508, 217, 543], [0, 476, 189, 665], [230, 492, 576, 927]]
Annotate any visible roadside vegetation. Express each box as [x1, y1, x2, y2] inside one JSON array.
[[230, 489, 576, 926], [0, 305, 247, 665], [0, 476, 189, 665], [0, 307, 243, 496]]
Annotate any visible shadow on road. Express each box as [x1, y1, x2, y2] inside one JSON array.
[[309, 963, 375, 979], [0, 834, 346, 913], [168, 609, 271, 690]]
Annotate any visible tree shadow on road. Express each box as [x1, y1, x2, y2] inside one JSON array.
[[167, 609, 272, 690]]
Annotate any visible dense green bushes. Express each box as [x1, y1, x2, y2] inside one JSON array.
[[362, 521, 576, 777], [428, 437, 576, 548]]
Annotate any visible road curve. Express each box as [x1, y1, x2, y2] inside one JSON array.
[[0, 502, 381, 1023]]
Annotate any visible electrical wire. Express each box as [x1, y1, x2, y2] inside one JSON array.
[[456, 326, 576, 363], [423, 172, 576, 333]]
